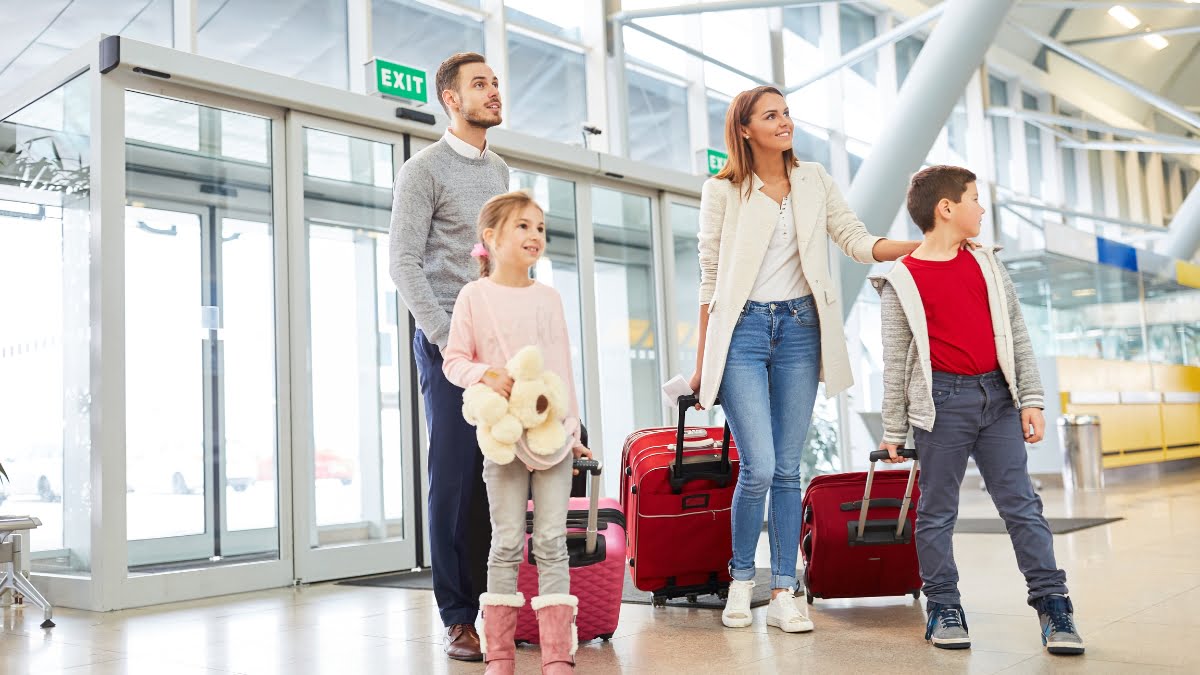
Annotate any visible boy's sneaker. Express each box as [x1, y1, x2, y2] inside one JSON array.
[[721, 579, 754, 628], [1034, 595, 1085, 655], [766, 588, 814, 633], [925, 602, 971, 649]]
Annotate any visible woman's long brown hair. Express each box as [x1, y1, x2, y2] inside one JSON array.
[[714, 85, 799, 200]]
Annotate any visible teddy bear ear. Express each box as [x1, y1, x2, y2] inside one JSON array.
[[507, 345, 544, 381]]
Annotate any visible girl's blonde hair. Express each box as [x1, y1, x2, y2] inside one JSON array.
[[714, 85, 799, 200], [476, 190, 543, 278]]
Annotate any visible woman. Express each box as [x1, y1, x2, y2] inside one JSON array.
[[689, 86, 921, 633]]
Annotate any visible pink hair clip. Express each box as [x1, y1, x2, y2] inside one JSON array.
[[470, 242, 489, 258]]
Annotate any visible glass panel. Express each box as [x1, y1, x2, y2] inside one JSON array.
[[373, 0, 485, 89], [0, 75, 91, 573], [895, 36, 924, 86], [621, 10, 688, 75], [197, 0, 349, 89], [669, 202, 725, 430], [627, 69, 691, 173], [707, 96, 729, 154], [591, 187, 660, 495], [840, 6, 881, 143], [303, 127, 407, 540], [783, 8, 830, 130], [507, 34, 587, 145], [505, 0, 584, 42], [511, 171, 585, 412], [701, 8, 771, 85], [1025, 122, 1044, 198], [839, 5, 878, 81], [1062, 147, 1079, 211], [947, 95, 968, 163], [0, 1, 172, 100], [792, 122, 831, 167], [124, 206, 205, 541], [125, 92, 278, 567], [989, 76, 1013, 189]]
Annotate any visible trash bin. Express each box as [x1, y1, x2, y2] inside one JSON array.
[[1057, 415, 1104, 491]]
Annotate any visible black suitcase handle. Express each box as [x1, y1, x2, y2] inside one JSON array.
[[669, 395, 733, 494]]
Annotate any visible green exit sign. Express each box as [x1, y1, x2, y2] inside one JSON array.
[[368, 58, 428, 105], [705, 148, 728, 175]]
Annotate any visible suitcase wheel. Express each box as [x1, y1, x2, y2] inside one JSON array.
[[651, 596, 667, 608], [801, 532, 812, 560], [686, 594, 698, 604], [806, 593, 814, 605], [717, 588, 728, 600], [598, 633, 614, 641], [803, 568, 814, 605], [912, 589, 921, 601]]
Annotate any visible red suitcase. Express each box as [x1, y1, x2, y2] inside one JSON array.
[[800, 448, 922, 603], [622, 396, 739, 605], [515, 460, 624, 643]]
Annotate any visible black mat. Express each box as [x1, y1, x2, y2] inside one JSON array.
[[337, 567, 777, 610], [338, 569, 433, 590], [955, 517, 1122, 535], [620, 568, 774, 609]]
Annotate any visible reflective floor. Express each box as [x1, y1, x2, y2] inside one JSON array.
[[3, 466, 1198, 674]]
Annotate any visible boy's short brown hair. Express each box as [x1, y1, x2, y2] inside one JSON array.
[[434, 52, 487, 117], [907, 165, 977, 233]]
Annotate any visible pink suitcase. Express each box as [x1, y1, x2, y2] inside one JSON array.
[[515, 460, 625, 644]]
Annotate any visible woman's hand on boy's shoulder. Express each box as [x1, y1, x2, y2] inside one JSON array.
[[961, 239, 981, 250], [1021, 407, 1045, 444]]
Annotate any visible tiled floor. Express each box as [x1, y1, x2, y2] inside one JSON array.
[[3, 466, 1198, 674]]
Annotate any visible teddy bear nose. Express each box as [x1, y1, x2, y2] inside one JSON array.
[[536, 395, 549, 414]]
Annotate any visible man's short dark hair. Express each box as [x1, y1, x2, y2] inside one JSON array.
[[907, 165, 978, 233], [435, 52, 487, 117]]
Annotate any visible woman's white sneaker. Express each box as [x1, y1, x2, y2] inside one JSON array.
[[722, 579, 755, 628], [766, 589, 814, 633]]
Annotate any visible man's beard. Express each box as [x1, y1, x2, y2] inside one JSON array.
[[462, 105, 502, 129]]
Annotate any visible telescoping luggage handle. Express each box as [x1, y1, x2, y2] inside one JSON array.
[[853, 448, 919, 545], [668, 395, 733, 494], [574, 458, 602, 555]]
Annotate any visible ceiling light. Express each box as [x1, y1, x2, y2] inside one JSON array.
[[1143, 34, 1169, 50], [1072, 288, 1097, 297], [1107, 5, 1141, 30]]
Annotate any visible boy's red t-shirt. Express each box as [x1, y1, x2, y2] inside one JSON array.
[[902, 248, 999, 376]]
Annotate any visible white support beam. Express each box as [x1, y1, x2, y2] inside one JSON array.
[[581, 0, 609, 153], [623, 21, 775, 88], [1019, 1, 1200, 8], [1008, 21, 1200, 133], [611, 0, 841, 23], [481, 0, 510, 129], [1059, 140, 1200, 155], [1065, 24, 1200, 47], [987, 107, 1200, 147], [1164, 183, 1200, 260]]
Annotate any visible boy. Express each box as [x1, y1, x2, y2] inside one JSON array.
[[870, 165, 1084, 656]]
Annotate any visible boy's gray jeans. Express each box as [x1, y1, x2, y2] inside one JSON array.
[[914, 370, 1069, 607], [482, 454, 573, 597]]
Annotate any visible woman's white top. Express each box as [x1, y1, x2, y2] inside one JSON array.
[[748, 195, 811, 302]]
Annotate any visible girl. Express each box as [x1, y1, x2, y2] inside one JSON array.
[[689, 86, 923, 633], [443, 191, 590, 675]]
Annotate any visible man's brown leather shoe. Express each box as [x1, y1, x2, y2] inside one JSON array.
[[444, 623, 483, 661]]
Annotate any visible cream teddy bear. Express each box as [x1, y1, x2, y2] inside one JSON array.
[[462, 345, 569, 464]]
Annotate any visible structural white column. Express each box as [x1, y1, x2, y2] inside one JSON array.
[[841, 0, 1018, 314], [686, 13, 710, 172], [1145, 153, 1165, 227], [607, 16, 630, 156], [1100, 136, 1120, 219], [1164, 183, 1200, 261], [1167, 161, 1184, 216], [581, 0, 610, 153], [173, 0, 197, 52], [347, 0, 372, 95], [1125, 149, 1145, 224], [481, 0, 510, 128]]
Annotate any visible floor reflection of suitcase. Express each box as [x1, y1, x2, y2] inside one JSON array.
[[801, 448, 922, 603], [514, 459, 624, 643], [622, 396, 738, 606]]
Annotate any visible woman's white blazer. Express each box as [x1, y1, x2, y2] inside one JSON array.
[[697, 162, 883, 408]]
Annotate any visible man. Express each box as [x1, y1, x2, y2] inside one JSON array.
[[389, 52, 510, 662]]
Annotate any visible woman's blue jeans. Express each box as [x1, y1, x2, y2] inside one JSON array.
[[718, 296, 821, 591]]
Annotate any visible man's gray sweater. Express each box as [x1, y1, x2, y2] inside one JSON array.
[[388, 139, 509, 350]]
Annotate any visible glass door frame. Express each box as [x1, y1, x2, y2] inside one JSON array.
[[77, 69, 298, 609], [657, 192, 702, 424], [284, 110, 419, 582]]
